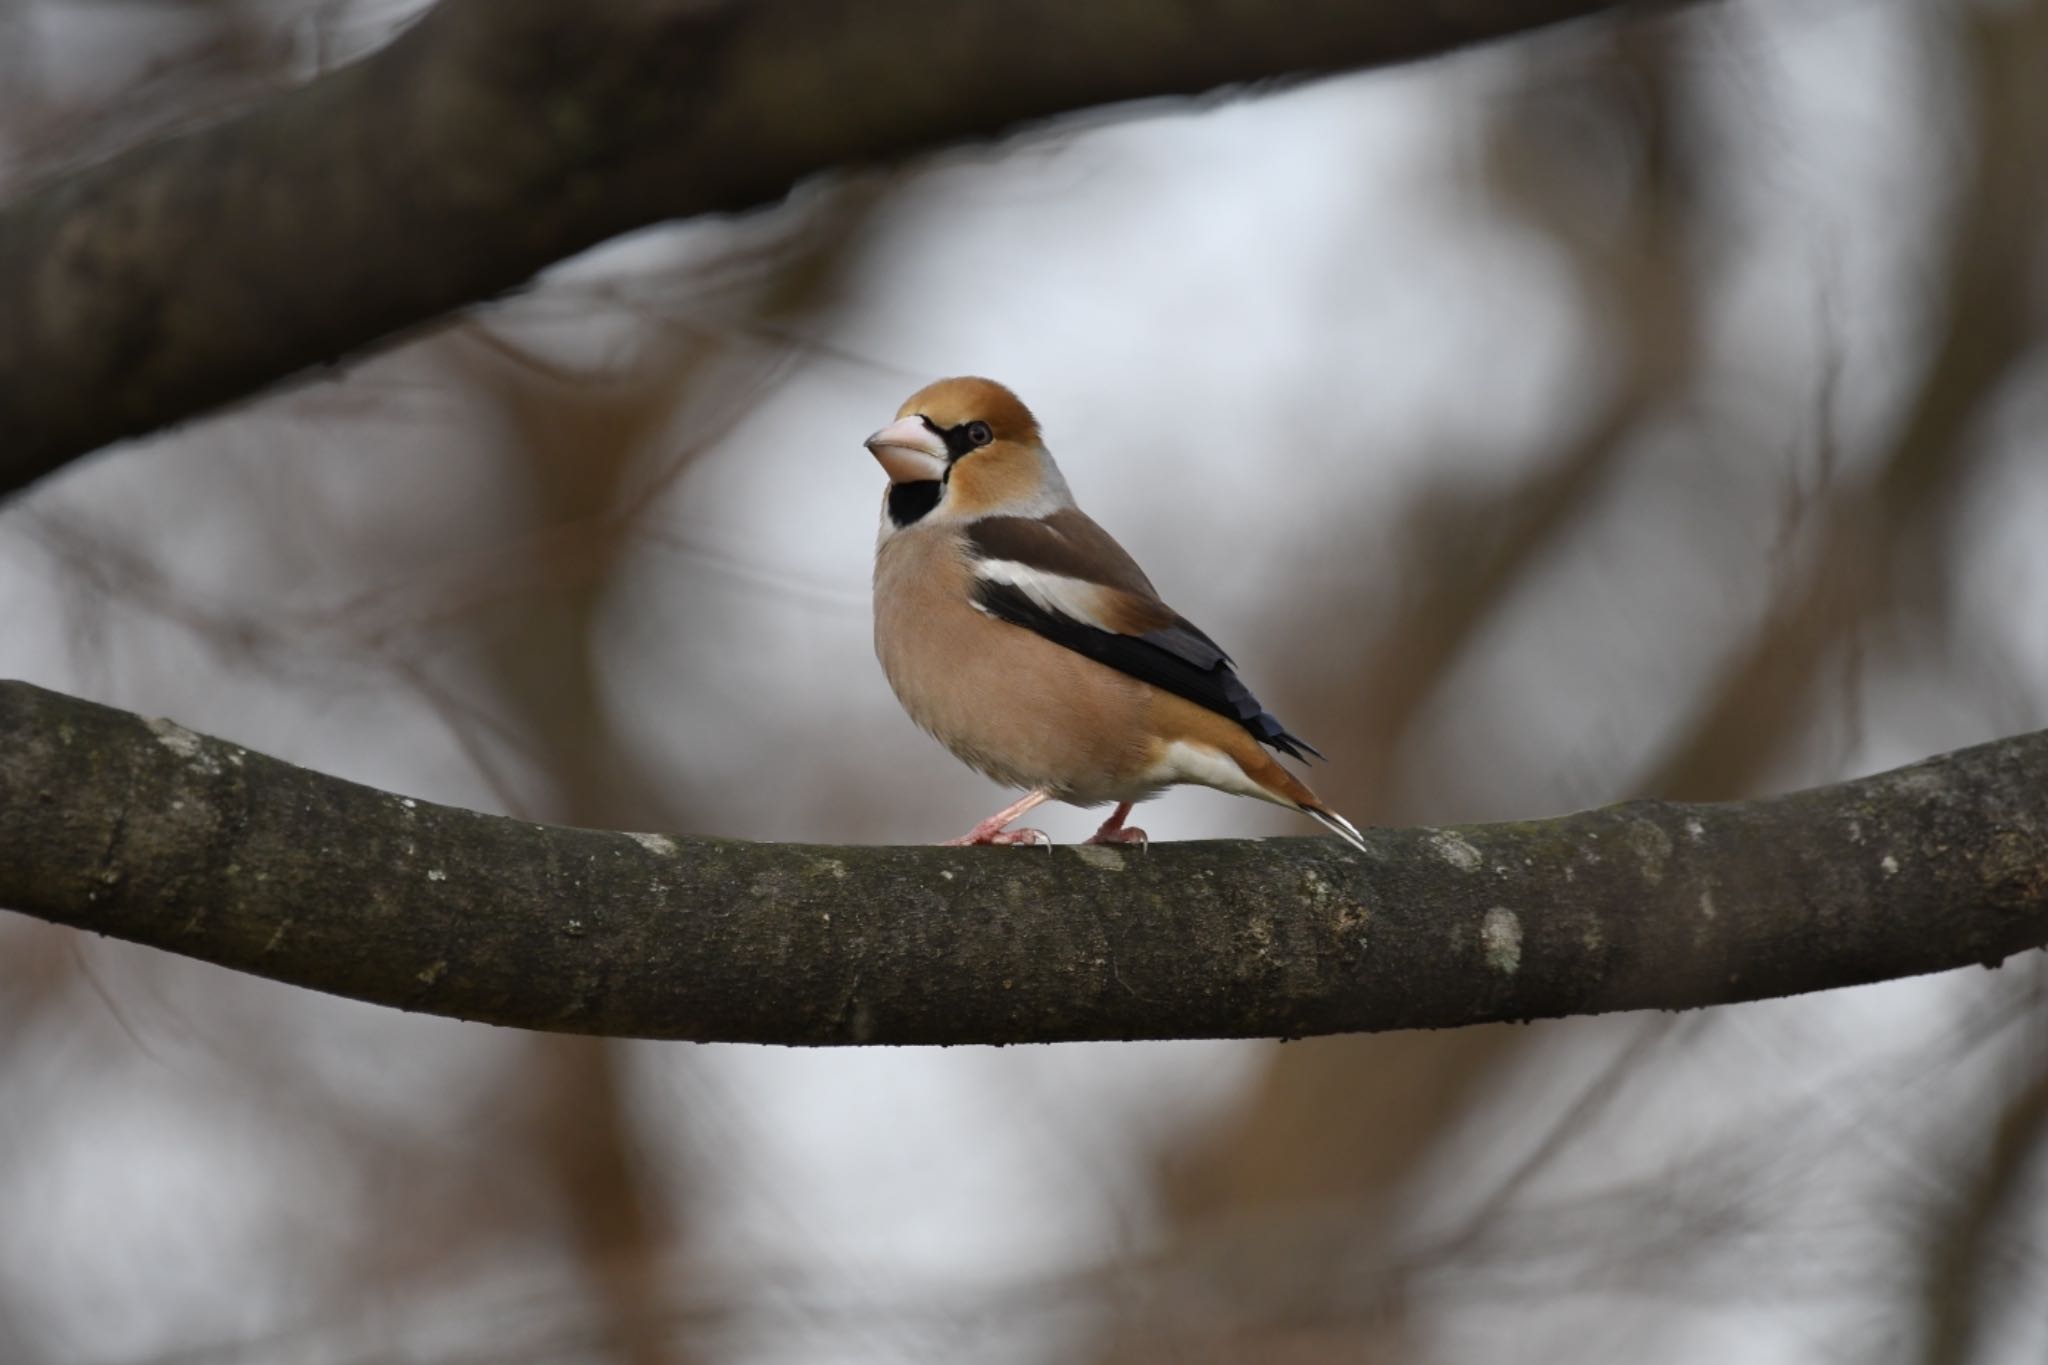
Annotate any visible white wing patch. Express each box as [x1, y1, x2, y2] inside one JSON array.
[[970, 558, 1120, 633]]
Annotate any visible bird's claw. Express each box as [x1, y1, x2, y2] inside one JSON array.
[[944, 825, 1053, 848], [1085, 826, 1148, 848]]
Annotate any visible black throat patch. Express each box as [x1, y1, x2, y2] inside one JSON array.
[[887, 480, 943, 527]]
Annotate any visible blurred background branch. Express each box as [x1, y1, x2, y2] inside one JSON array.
[[0, 0, 1664, 492]]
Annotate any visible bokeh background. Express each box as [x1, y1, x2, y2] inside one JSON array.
[[4, 0, 2048, 1361]]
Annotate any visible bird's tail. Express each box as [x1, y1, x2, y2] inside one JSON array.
[[1300, 802, 1370, 854], [1207, 718, 1370, 855]]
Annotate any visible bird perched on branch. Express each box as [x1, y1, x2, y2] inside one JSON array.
[[865, 376, 1368, 852]]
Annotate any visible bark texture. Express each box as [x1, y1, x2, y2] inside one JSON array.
[[0, 0, 1655, 494], [2, 680, 2043, 1045]]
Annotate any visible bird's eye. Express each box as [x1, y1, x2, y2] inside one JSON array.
[[965, 421, 993, 448]]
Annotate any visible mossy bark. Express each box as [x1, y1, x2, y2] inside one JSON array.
[[3, 680, 2043, 1044]]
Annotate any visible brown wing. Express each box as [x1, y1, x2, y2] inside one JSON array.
[[966, 508, 1160, 598], [964, 510, 1323, 762]]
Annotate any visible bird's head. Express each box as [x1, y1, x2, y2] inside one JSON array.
[[866, 377, 1067, 525]]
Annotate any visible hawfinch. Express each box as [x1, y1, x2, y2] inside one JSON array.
[[866, 376, 1367, 853]]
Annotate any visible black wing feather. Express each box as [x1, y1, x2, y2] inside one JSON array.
[[973, 580, 1324, 762]]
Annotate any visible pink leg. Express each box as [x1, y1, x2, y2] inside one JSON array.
[[944, 789, 1054, 847], [1085, 802, 1148, 847]]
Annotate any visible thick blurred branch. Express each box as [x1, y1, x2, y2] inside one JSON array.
[[4, 679, 2044, 1045], [0, 0, 1661, 495], [1920, 1067, 2048, 1365], [1642, 0, 2048, 800]]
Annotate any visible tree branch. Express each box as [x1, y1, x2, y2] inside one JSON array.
[[0, 0, 1659, 496], [3, 679, 2043, 1044]]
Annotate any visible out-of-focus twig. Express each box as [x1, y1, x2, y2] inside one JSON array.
[[1341, 23, 1703, 810], [1919, 1066, 2048, 1365], [1642, 0, 2048, 801]]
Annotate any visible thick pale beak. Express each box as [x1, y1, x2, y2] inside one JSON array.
[[865, 416, 948, 484]]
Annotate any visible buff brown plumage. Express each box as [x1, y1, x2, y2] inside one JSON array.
[[865, 377, 1366, 851]]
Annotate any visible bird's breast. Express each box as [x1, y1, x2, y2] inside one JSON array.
[[873, 528, 1158, 804]]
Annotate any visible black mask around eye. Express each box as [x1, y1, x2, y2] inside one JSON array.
[[923, 415, 996, 461]]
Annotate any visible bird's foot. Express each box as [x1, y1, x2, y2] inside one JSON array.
[[1084, 802, 1146, 848], [944, 823, 1053, 848], [943, 790, 1056, 847]]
